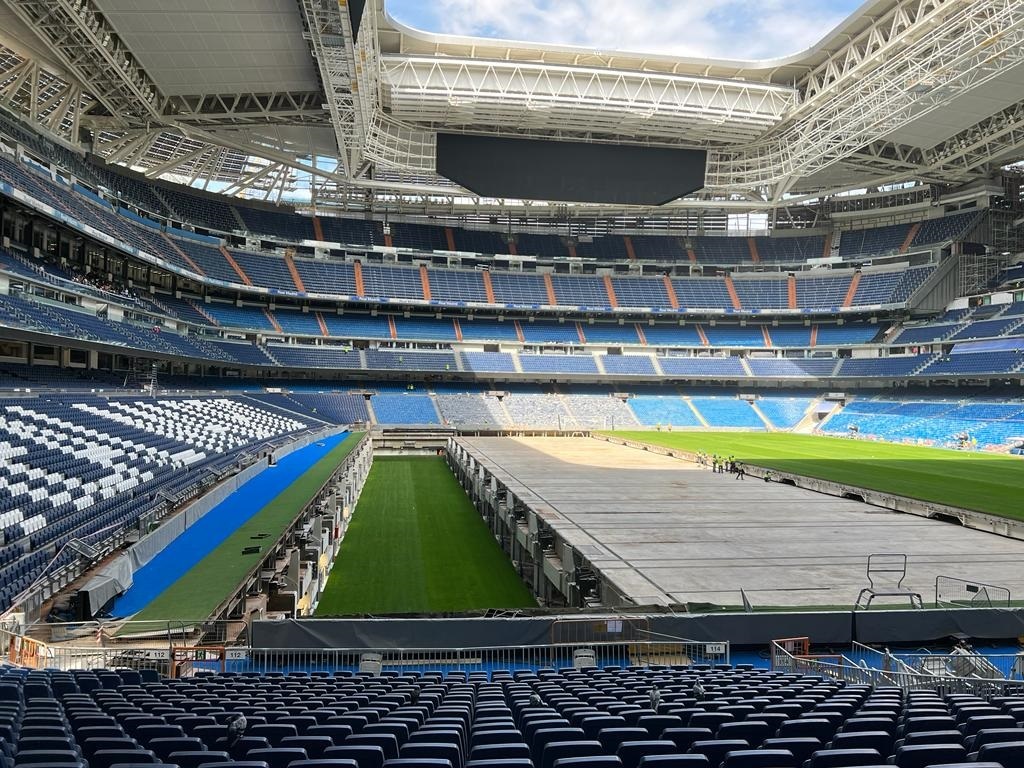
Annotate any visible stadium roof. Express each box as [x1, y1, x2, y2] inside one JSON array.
[[0, 0, 1022, 215]]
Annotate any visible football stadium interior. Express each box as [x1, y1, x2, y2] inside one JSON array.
[[1, 0, 1024, 766]]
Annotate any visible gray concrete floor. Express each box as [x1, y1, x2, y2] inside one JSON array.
[[459, 436, 1024, 608]]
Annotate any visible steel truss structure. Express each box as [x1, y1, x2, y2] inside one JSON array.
[[0, 0, 1022, 215]]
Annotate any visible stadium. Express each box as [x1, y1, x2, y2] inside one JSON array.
[[0, 0, 1024, 765]]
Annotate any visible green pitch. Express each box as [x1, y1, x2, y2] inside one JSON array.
[[129, 432, 363, 624], [316, 456, 536, 616], [607, 431, 1024, 520]]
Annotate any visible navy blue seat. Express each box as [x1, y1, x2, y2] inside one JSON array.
[[250, 724, 299, 747], [688, 740, 750, 767], [778, 719, 834, 742], [148, 737, 204, 760], [15, 753, 88, 767], [167, 751, 231, 768], [761, 738, 821, 763], [469, 731, 522, 749], [541, 739, 604, 768], [324, 744, 386, 768], [246, 747, 310, 768], [660, 729, 714, 752], [637, 757, 709, 768], [828, 731, 892, 756], [721, 749, 796, 768], [973, 741, 1024, 765], [288, 761, 362, 768], [465, 761, 534, 768], [310, 725, 356, 745], [553, 758, 623, 768], [398, 742, 461, 768], [717, 721, 771, 747], [468, 743, 529, 762], [899, 731, 962, 747], [892, 744, 966, 768], [599, 728, 650, 753], [806, 749, 882, 767]]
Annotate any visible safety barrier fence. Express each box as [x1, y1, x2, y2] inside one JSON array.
[[772, 637, 1024, 694], [0, 625, 727, 678]]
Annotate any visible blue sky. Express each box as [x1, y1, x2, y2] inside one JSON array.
[[385, 0, 863, 60]]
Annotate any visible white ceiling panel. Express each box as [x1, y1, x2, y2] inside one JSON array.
[[885, 62, 1024, 149], [93, 0, 320, 96]]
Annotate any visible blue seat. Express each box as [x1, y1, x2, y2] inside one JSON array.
[[778, 719, 834, 742], [722, 750, 796, 768], [250, 724, 300, 747], [347, 734, 399, 760], [541, 739, 604, 768], [892, 744, 966, 768], [398, 742, 461, 768], [616, 740, 681, 768], [688, 740, 749, 767], [468, 744, 529, 762], [717, 722, 771, 747], [553, 758, 623, 768], [88, 750, 158, 768], [15, 738, 75, 753], [599, 728, 650, 752], [828, 732, 892, 756], [15, 753, 87, 767], [761, 738, 821, 763], [973, 741, 1024, 765], [636, 755, 710, 768], [469, 731, 522, 749], [309, 726, 355, 745], [899, 731, 962, 747], [148, 737, 204, 760], [282, 736, 335, 758], [324, 744, 386, 768], [82, 740, 141, 759], [660, 729, 713, 752], [246, 747, 310, 768], [167, 751, 231, 768], [289, 761, 362, 768], [465, 761, 534, 768], [806, 749, 883, 767], [966, 728, 1024, 752]]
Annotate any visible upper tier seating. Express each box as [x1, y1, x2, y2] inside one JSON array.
[[235, 207, 313, 242], [838, 223, 911, 257]]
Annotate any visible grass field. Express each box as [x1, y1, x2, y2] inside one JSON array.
[[607, 431, 1024, 520], [130, 432, 363, 623], [315, 456, 536, 616]]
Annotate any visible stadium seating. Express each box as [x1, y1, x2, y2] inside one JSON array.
[[0, 396, 312, 609], [371, 393, 441, 424], [820, 395, 1024, 448], [689, 397, 766, 428], [436, 394, 509, 428], [0, 661, 1016, 768]]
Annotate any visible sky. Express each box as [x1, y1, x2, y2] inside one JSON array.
[[385, 0, 864, 61]]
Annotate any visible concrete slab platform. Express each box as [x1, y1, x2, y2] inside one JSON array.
[[458, 436, 1024, 608]]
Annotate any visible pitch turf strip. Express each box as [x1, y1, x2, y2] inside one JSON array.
[[606, 431, 1024, 520], [129, 432, 363, 623], [316, 456, 536, 616]]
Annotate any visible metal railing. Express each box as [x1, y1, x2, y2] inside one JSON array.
[[0, 624, 727, 677], [772, 638, 1024, 694]]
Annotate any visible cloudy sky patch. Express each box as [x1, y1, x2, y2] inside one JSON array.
[[385, 0, 862, 61]]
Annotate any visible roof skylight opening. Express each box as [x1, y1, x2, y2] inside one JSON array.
[[386, 0, 863, 61]]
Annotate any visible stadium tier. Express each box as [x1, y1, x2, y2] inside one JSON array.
[[0, 650, 1021, 768], [0, 395, 317, 610]]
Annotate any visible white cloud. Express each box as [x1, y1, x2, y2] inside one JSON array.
[[388, 0, 858, 60]]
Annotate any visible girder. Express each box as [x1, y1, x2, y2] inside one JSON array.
[[381, 56, 798, 146]]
